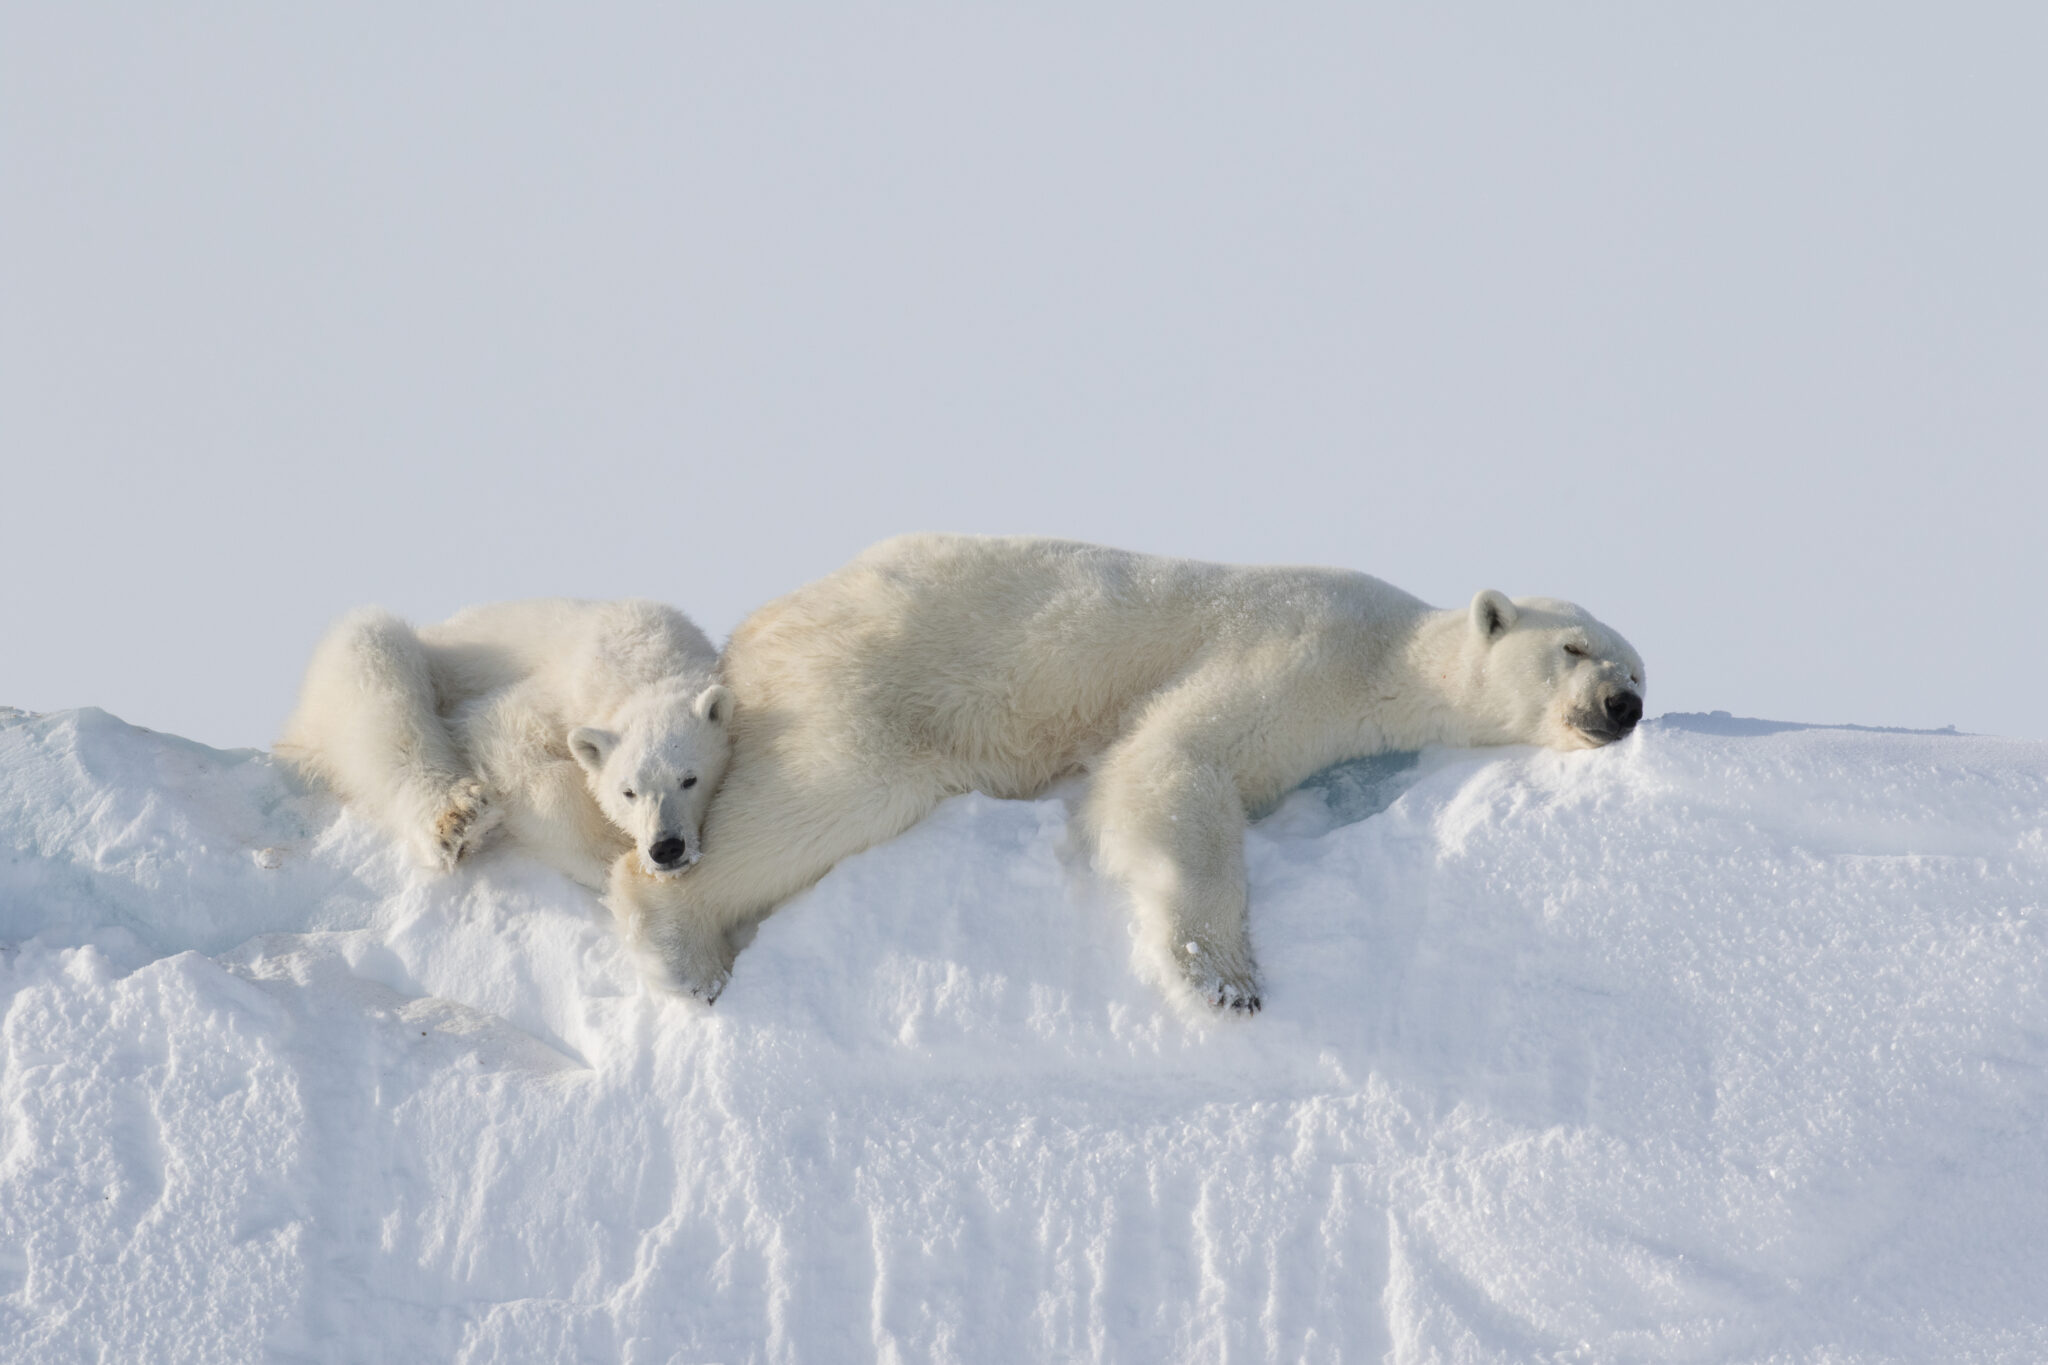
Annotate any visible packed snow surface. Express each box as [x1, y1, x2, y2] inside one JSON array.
[[3, 705, 2046, 1363]]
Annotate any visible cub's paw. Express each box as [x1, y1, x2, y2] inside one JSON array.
[[427, 779, 499, 873], [1180, 940, 1263, 1015]]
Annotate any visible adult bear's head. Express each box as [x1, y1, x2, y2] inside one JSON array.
[[1462, 589, 1646, 750], [570, 681, 734, 877]]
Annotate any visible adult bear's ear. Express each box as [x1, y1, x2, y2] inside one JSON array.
[[569, 726, 617, 774], [1470, 590, 1518, 642], [694, 683, 734, 724]]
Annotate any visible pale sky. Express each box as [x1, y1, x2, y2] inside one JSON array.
[[5, 5, 2043, 749]]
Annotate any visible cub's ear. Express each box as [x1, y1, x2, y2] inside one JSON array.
[[569, 726, 618, 774], [1470, 589, 1519, 641], [694, 683, 734, 724]]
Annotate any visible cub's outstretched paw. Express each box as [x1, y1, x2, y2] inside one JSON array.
[[427, 779, 498, 873], [1180, 940, 1262, 1015]]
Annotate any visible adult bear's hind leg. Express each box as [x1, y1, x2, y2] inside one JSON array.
[[609, 741, 949, 1001]]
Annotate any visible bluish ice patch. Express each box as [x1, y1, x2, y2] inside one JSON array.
[[1300, 749, 1423, 823], [1256, 749, 1423, 835]]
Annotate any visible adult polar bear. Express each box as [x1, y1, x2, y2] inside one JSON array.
[[615, 533, 1646, 1011], [278, 598, 733, 892]]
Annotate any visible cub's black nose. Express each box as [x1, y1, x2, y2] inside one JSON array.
[[1605, 690, 1643, 731], [649, 837, 687, 866]]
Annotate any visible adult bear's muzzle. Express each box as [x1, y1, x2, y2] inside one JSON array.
[[1573, 686, 1642, 744]]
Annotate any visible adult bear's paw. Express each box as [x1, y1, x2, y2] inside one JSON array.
[[638, 943, 730, 1006], [1180, 940, 1262, 1015], [608, 854, 736, 1004]]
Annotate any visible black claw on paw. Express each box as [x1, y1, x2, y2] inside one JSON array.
[[1185, 941, 1262, 1014], [1207, 983, 1262, 1015]]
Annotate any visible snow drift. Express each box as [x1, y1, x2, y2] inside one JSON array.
[[2, 704, 2045, 1363]]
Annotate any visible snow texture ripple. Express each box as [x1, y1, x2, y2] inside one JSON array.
[[2, 705, 2046, 1362]]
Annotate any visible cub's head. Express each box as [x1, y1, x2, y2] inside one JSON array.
[[1465, 590, 1646, 750], [569, 682, 734, 877]]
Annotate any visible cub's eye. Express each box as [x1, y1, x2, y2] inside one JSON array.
[[682, 776, 698, 789], [1563, 643, 1589, 659], [623, 789, 636, 800]]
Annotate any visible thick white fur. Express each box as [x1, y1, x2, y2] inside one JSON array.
[[616, 534, 1646, 1010], [277, 599, 733, 901]]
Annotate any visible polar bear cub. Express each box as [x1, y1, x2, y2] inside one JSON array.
[[277, 598, 732, 893], [611, 534, 1646, 1010]]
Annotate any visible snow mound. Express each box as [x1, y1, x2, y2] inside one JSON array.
[[3, 705, 2046, 1363]]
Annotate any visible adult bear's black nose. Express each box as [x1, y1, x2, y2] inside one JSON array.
[[1605, 690, 1643, 732], [650, 837, 687, 867]]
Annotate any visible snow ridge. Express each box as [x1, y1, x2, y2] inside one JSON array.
[[3, 706, 2046, 1362]]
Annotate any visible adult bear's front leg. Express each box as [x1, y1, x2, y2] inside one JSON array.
[[1085, 703, 1263, 1013]]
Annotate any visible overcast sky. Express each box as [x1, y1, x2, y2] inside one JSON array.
[[4, 5, 2043, 749]]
